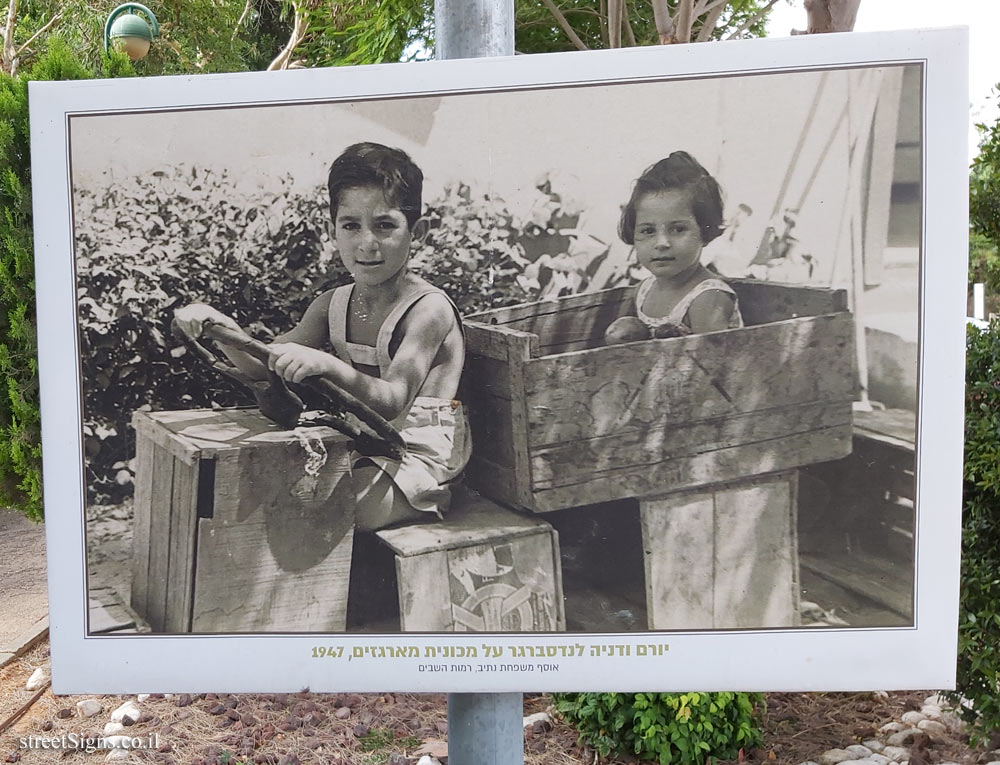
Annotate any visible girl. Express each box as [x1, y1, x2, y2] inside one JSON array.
[[607, 151, 743, 343]]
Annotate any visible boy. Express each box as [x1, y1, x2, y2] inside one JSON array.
[[174, 142, 470, 530]]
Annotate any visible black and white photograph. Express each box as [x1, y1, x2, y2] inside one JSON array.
[[31, 27, 967, 692]]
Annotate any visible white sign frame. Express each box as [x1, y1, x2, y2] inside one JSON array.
[[31, 27, 968, 694]]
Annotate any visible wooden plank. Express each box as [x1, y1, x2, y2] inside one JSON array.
[[129, 429, 156, 618], [800, 551, 913, 621], [529, 426, 852, 513], [729, 280, 849, 325], [164, 455, 200, 633], [713, 473, 799, 628], [396, 550, 452, 631], [523, 314, 855, 447], [192, 520, 354, 633], [144, 450, 175, 632], [550, 528, 566, 631], [133, 411, 201, 466], [446, 534, 562, 632], [508, 331, 538, 510], [376, 490, 553, 557], [468, 286, 632, 328], [88, 596, 136, 634], [641, 491, 715, 630], [853, 407, 916, 448], [530, 401, 851, 488], [464, 321, 540, 361]]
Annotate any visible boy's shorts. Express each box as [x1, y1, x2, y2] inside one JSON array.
[[362, 397, 472, 516]]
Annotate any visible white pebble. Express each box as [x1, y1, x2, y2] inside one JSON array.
[[798, 762, 821, 765], [887, 728, 924, 747], [845, 745, 873, 759], [901, 711, 927, 725], [523, 711, 551, 728], [984, 762, 1000, 765], [103, 722, 125, 736], [870, 755, 891, 765], [921, 705, 942, 720], [25, 667, 47, 691], [917, 719, 947, 736], [881, 746, 911, 762], [104, 749, 130, 762], [879, 722, 905, 734], [111, 700, 141, 723], [136, 694, 151, 703], [416, 758, 442, 765], [76, 699, 103, 718], [924, 694, 946, 708], [818, 749, 855, 765], [863, 739, 884, 753]]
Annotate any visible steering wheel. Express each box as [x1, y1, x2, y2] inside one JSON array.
[[170, 318, 406, 461]]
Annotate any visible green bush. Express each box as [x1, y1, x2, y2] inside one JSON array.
[[554, 691, 764, 763], [0, 38, 123, 521], [947, 322, 1000, 743]]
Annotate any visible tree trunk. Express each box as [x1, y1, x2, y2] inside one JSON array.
[[804, 0, 861, 33]]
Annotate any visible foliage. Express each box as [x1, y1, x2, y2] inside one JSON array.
[[947, 322, 1000, 743], [0, 38, 103, 521], [969, 231, 1000, 294], [4, 0, 288, 76], [515, 0, 777, 54], [75, 168, 616, 502], [554, 691, 764, 763]]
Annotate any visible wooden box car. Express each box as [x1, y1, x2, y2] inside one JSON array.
[[461, 279, 856, 514], [129, 409, 354, 633]]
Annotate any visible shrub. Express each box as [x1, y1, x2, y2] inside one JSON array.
[[0, 38, 121, 521], [947, 322, 1000, 743], [554, 691, 764, 763]]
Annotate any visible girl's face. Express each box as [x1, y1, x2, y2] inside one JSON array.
[[632, 189, 704, 282], [333, 185, 412, 287]]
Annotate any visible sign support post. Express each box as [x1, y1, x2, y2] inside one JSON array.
[[434, 1, 520, 763]]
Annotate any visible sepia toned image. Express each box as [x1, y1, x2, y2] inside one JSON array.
[[30, 28, 967, 692], [69, 62, 921, 638]]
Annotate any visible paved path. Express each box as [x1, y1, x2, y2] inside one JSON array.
[[0, 508, 48, 659]]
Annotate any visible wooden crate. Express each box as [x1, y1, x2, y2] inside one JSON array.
[[130, 409, 354, 633], [375, 488, 565, 632], [640, 471, 800, 630], [462, 280, 856, 513]]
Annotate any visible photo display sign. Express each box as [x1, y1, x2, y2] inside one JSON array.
[[31, 26, 968, 693]]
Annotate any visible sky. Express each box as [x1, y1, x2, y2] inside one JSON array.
[[766, 0, 1000, 159]]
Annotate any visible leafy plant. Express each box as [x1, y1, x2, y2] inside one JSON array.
[[946, 322, 1000, 743], [554, 691, 764, 763]]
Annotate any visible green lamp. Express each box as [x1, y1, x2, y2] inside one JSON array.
[[104, 3, 159, 61]]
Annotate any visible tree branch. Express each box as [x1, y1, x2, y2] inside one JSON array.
[[2, 0, 18, 73], [13, 10, 60, 58], [233, 0, 254, 39], [650, 0, 675, 44], [608, 0, 622, 47], [541, 0, 589, 51], [723, 0, 780, 39], [675, 0, 694, 43], [695, 1, 726, 42], [623, 0, 637, 46], [267, 2, 308, 70]]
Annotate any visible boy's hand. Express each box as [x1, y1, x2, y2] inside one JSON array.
[[173, 304, 241, 339], [268, 343, 337, 384]]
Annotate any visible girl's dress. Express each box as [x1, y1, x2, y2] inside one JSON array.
[[326, 283, 472, 517], [634, 276, 744, 333]]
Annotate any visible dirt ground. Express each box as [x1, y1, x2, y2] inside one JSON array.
[[1, 639, 995, 765]]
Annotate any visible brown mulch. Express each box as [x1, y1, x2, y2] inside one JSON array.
[[2, 639, 995, 765]]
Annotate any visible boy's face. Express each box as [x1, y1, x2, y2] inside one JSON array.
[[333, 186, 412, 287], [633, 189, 704, 281]]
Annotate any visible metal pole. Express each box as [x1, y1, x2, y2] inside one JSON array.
[[448, 692, 524, 765], [435, 0, 514, 60], [434, 2, 521, 763]]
